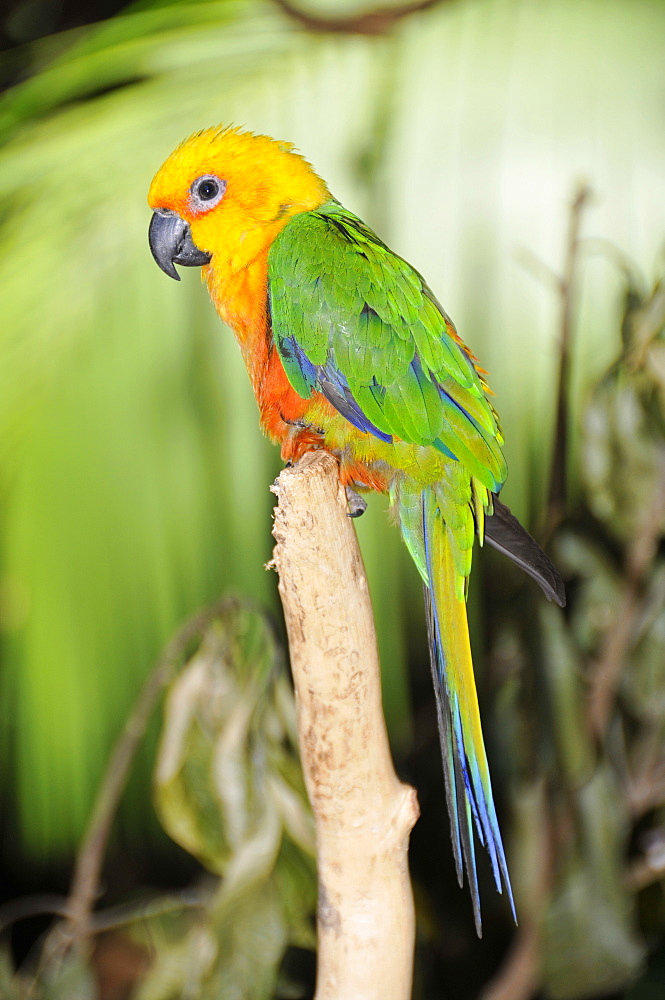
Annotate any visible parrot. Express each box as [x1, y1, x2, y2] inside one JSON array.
[[148, 125, 565, 934]]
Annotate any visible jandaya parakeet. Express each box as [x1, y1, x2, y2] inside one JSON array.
[[148, 126, 565, 933]]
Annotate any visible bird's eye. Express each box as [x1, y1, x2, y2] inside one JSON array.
[[197, 179, 218, 200], [189, 174, 226, 211]]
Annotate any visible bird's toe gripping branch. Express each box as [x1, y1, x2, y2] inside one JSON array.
[[345, 486, 368, 518]]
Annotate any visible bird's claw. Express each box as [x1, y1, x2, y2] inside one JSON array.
[[345, 486, 367, 518]]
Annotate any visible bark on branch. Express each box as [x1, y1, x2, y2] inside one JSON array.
[[271, 451, 419, 1000]]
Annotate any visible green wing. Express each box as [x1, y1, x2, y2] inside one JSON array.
[[267, 201, 506, 492]]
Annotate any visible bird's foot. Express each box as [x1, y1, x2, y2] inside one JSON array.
[[345, 486, 367, 518]]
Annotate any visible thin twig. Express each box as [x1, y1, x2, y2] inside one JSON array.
[[480, 923, 541, 1000], [272, 0, 442, 35], [0, 886, 209, 937], [543, 183, 593, 540], [0, 896, 73, 934]]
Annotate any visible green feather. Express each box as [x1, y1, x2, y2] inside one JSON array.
[[268, 201, 506, 493], [353, 383, 391, 436]]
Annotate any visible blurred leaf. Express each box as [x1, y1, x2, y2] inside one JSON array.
[[582, 276, 665, 542], [583, 378, 665, 542], [624, 561, 665, 722], [0, 944, 20, 1000], [542, 768, 644, 999], [0, 2, 292, 141], [133, 917, 219, 1000], [142, 599, 315, 999], [208, 880, 289, 1000], [154, 600, 313, 874], [556, 532, 622, 656], [40, 952, 97, 1000], [508, 777, 550, 924]]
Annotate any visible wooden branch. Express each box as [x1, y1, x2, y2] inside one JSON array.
[[271, 451, 419, 1000]]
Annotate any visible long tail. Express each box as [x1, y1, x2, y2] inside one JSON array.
[[399, 485, 515, 935]]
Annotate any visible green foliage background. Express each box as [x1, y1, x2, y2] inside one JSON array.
[[1, 0, 664, 997]]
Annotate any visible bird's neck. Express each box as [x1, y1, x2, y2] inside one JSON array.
[[204, 246, 311, 441], [205, 246, 271, 387]]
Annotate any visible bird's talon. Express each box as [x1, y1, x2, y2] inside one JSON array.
[[345, 486, 367, 518]]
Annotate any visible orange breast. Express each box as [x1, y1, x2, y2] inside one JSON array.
[[203, 243, 392, 494], [204, 248, 325, 444]]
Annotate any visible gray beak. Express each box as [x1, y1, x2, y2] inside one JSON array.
[[148, 209, 212, 281]]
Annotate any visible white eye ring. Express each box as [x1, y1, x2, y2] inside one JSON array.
[[189, 174, 226, 211]]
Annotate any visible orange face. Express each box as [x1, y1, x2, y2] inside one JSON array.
[[148, 125, 331, 279]]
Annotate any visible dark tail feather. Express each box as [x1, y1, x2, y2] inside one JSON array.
[[485, 497, 566, 607]]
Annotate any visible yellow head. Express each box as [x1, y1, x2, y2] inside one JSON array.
[[148, 125, 331, 279]]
